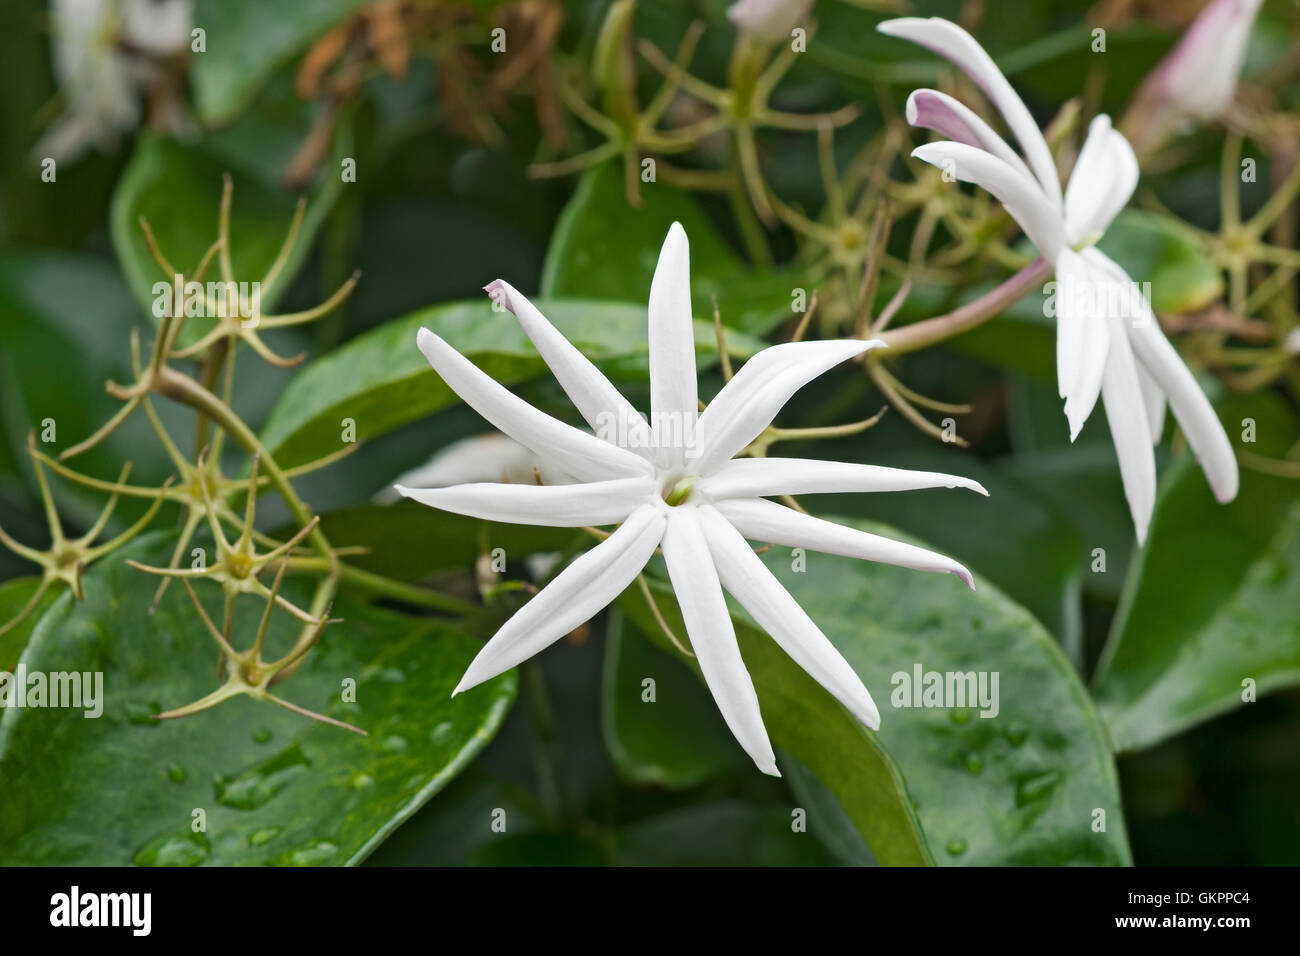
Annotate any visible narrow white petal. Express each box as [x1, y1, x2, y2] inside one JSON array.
[[1125, 301, 1240, 504], [648, 222, 698, 469], [1086, 249, 1238, 501], [691, 339, 881, 474], [906, 88, 1035, 185], [454, 505, 666, 693], [913, 142, 1067, 261], [1063, 115, 1138, 243], [879, 16, 1062, 207], [1055, 248, 1111, 440], [661, 509, 779, 776], [715, 497, 974, 589], [395, 476, 652, 527], [1137, 362, 1167, 443], [416, 327, 653, 482], [485, 280, 653, 455], [698, 506, 880, 730], [1099, 313, 1157, 544], [701, 456, 988, 500]]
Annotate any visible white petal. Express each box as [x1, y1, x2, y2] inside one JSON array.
[[1099, 313, 1157, 544], [1086, 249, 1238, 501], [1055, 248, 1111, 440], [715, 497, 974, 589], [660, 508, 778, 776], [879, 16, 1062, 207], [395, 476, 653, 527], [1063, 115, 1138, 243], [701, 456, 988, 500], [454, 504, 666, 693], [416, 327, 653, 482], [485, 280, 653, 455], [648, 222, 698, 469], [913, 142, 1067, 261], [906, 88, 1035, 185], [698, 506, 880, 729], [691, 339, 881, 474], [1137, 363, 1167, 443], [1125, 298, 1240, 504]]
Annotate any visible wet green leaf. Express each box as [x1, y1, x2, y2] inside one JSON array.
[[624, 515, 1130, 865], [0, 534, 515, 865], [0, 576, 61, 673], [619, 572, 935, 867]]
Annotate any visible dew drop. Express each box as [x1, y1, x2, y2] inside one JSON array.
[[949, 709, 971, 725], [252, 727, 272, 744], [380, 735, 407, 753], [133, 830, 209, 867], [965, 753, 983, 774], [215, 744, 311, 810], [1014, 769, 1063, 807], [351, 773, 375, 789], [166, 763, 188, 784], [946, 839, 967, 857], [429, 721, 454, 744], [271, 839, 338, 866], [248, 827, 281, 847]]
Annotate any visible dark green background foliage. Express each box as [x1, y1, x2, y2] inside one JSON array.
[[0, 0, 1297, 866]]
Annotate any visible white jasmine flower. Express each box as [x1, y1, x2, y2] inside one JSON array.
[[881, 16, 1238, 543], [35, 0, 192, 165], [727, 0, 814, 43], [1145, 0, 1264, 121], [395, 223, 986, 775]]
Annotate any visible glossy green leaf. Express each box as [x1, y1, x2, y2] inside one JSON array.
[[541, 162, 800, 335], [259, 297, 765, 470], [1093, 391, 1300, 752], [602, 609, 746, 788], [191, 0, 370, 124], [759, 516, 1128, 864], [619, 575, 935, 867], [0, 534, 515, 865], [626, 514, 1130, 865]]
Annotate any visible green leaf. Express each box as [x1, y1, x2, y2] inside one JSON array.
[[757, 516, 1128, 864], [619, 576, 934, 867], [602, 609, 747, 788], [0, 577, 61, 673], [191, 0, 370, 124], [0, 534, 515, 865], [541, 162, 800, 335], [259, 297, 765, 470], [625, 515, 1130, 865], [1093, 391, 1300, 752], [812, 442, 1085, 653], [109, 117, 348, 321], [614, 801, 839, 866]]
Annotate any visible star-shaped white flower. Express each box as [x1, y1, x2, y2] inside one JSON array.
[[880, 16, 1238, 543], [396, 223, 986, 775]]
